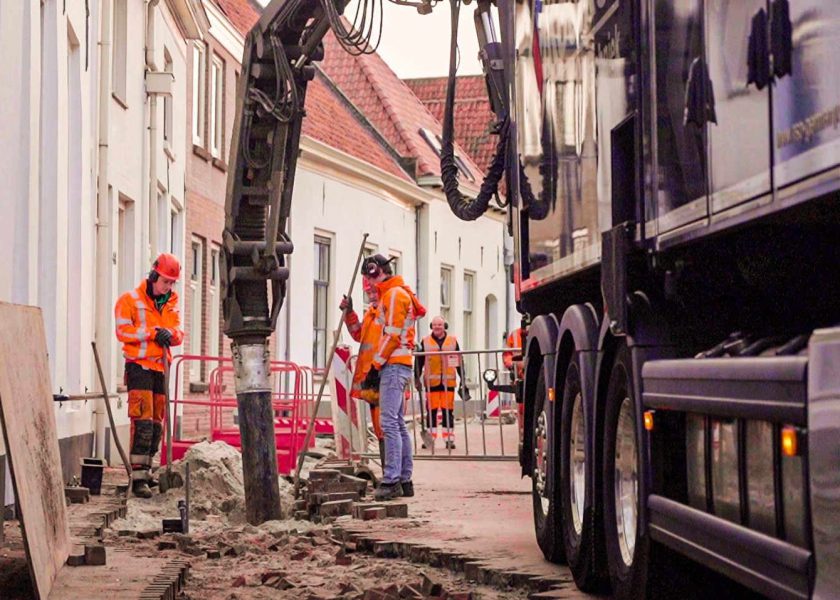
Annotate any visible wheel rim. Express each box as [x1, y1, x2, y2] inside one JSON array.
[[569, 391, 586, 535], [614, 396, 638, 566], [534, 409, 550, 514]]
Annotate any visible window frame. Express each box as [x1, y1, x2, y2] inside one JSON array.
[[192, 42, 207, 147], [111, 0, 128, 103], [440, 265, 453, 323], [313, 235, 332, 369], [209, 54, 224, 158]]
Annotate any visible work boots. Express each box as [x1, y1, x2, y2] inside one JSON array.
[[374, 481, 403, 501], [400, 480, 414, 497], [132, 480, 153, 498]]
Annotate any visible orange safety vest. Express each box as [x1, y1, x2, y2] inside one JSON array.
[[346, 303, 382, 400], [372, 276, 426, 369], [115, 281, 184, 372], [421, 334, 460, 389], [503, 328, 525, 376]]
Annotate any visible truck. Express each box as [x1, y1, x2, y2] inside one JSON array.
[[222, 0, 840, 596], [481, 1, 840, 599]]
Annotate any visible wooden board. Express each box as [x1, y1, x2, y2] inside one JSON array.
[[0, 303, 71, 599]]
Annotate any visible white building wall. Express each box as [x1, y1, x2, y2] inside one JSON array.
[[0, 0, 199, 475]]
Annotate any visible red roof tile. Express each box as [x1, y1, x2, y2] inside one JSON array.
[[405, 75, 498, 174], [213, 0, 260, 37], [320, 32, 482, 186], [302, 73, 412, 182]]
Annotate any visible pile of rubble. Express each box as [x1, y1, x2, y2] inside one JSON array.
[[295, 460, 409, 524]]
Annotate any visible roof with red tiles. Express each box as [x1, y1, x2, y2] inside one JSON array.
[[320, 32, 482, 187], [405, 75, 498, 174], [212, 0, 260, 37], [302, 73, 413, 182]]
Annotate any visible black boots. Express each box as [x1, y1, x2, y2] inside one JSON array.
[[132, 479, 152, 498], [374, 481, 403, 501]]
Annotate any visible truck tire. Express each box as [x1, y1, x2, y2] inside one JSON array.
[[558, 354, 607, 591], [602, 346, 648, 599], [531, 369, 565, 563]]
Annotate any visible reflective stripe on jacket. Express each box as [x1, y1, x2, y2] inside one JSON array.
[[347, 304, 381, 399], [421, 334, 459, 389], [372, 276, 426, 368], [115, 281, 184, 372]]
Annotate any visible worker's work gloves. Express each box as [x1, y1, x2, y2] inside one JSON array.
[[154, 327, 173, 347], [339, 294, 353, 312], [414, 376, 423, 392], [361, 367, 380, 391], [458, 387, 472, 402]]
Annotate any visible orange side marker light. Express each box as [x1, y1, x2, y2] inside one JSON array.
[[644, 410, 655, 431], [781, 426, 800, 457]]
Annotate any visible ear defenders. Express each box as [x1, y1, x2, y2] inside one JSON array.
[[148, 269, 160, 283], [430, 320, 449, 330]]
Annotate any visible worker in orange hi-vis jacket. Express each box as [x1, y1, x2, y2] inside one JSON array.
[[359, 254, 427, 501], [341, 277, 385, 463], [503, 327, 525, 379], [114, 253, 184, 498], [414, 316, 470, 450]]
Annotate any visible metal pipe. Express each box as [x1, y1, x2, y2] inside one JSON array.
[[94, 0, 113, 460], [146, 0, 160, 256]]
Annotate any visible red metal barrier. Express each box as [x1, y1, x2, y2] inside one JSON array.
[[161, 354, 333, 475]]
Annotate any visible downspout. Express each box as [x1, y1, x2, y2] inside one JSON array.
[[146, 0, 160, 257], [94, 0, 113, 460], [414, 203, 422, 328]]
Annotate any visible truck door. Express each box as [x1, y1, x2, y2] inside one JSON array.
[[772, 1, 840, 189]]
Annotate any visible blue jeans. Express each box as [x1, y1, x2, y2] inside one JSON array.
[[379, 363, 413, 484]]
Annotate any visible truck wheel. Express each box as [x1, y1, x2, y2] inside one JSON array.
[[532, 369, 565, 563], [602, 347, 647, 599], [558, 354, 606, 591]]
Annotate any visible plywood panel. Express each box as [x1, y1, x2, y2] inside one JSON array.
[[0, 303, 71, 599]]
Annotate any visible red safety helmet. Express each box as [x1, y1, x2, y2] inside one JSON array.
[[152, 253, 181, 281]]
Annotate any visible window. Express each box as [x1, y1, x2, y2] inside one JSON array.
[[419, 128, 474, 182], [313, 236, 331, 368], [361, 243, 377, 310], [163, 50, 173, 149], [189, 239, 204, 380], [209, 55, 224, 157], [117, 195, 135, 295], [208, 246, 221, 358], [112, 0, 128, 102], [463, 272, 474, 351], [192, 43, 206, 146], [388, 251, 401, 276], [440, 265, 452, 323]]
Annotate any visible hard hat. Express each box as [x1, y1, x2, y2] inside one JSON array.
[[153, 253, 181, 280]]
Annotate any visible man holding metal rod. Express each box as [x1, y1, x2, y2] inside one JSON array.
[[359, 254, 426, 501]]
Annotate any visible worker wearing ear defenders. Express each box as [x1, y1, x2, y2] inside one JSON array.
[[415, 315, 469, 450], [114, 253, 184, 498]]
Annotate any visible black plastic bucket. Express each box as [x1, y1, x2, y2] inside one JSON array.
[[80, 457, 106, 495]]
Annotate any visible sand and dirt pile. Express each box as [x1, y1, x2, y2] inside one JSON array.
[[110, 441, 299, 533]]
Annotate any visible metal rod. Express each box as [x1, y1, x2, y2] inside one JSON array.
[[477, 353, 487, 455], [293, 233, 369, 498], [92, 342, 131, 481], [360, 453, 517, 462], [185, 462, 190, 534], [412, 347, 511, 356]]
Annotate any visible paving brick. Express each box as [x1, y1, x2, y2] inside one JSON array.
[[66, 546, 86, 567], [362, 507, 386, 521], [319, 499, 353, 517], [84, 544, 107, 566], [308, 469, 342, 482], [373, 541, 398, 558], [65, 486, 90, 504], [384, 503, 408, 518], [352, 502, 385, 519]]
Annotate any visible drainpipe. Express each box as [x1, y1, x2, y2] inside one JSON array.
[[94, 0, 113, 460], [146, 0, 160, 258], [414, 203, 423, 329]]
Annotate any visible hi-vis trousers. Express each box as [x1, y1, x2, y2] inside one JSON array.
[[125, 362, 166, 481]]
